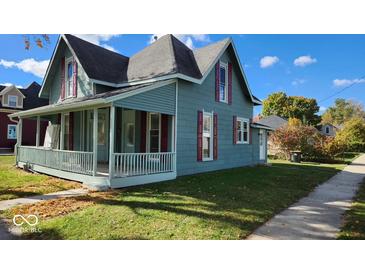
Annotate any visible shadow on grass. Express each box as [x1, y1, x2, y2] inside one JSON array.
[[83, 163, 342, 238], [20, 162, 343, 240]]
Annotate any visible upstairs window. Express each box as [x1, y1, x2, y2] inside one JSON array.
[[219, 62, 228, 103], [8, 95, 17, 108], [66, 58, 74, 98], [236, 117, 249, 144], [325, 126, 330, 134]]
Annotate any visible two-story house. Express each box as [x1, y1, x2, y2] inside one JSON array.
[[9, 34, 271, 189], [0, 82, 48, 153]]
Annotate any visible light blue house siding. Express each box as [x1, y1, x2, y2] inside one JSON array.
[[113, 83, 176, 115], [176, 50, 262, 176]]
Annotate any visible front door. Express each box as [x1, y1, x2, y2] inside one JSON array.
[[259, 129, 266, 160], [122, 109, 135, 153]]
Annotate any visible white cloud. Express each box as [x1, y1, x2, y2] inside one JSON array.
[[74, 34, 119, 52], [0, 83, 23, 88], [293, 55, 317, 67], [149, 34, 211, 49], [291, 78, 306, 86], [260, 56, 279, 68], [333, 78, 365, 87], [0, 58, 49, 78]]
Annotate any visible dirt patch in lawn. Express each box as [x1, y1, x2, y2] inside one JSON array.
[[6, 191, 120, 220]]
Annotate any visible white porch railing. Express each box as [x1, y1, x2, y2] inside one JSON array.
[[18, 146, 94, 175], [113, 152, 176, 178]]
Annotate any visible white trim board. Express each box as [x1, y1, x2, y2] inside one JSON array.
[[110, 172, 176, 188]]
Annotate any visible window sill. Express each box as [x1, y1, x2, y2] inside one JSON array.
[[202, 158, 213, 162]]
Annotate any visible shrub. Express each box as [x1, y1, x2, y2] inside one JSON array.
[[270, 123, 347, 162]]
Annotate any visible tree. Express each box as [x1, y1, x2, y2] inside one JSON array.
[[335, 117, 365, 150], [262, 91, 320, 125], [321, 99, 365, 126]]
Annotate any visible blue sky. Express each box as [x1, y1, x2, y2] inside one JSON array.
[[1, 34, 365, 115]]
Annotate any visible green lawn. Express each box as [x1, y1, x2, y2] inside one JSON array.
[[0, 156, 81, 201], [10, 159, 345, 240], [338, 178, 365, 240]]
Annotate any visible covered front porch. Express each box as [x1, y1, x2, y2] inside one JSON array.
[[15, 105, 177, 189]]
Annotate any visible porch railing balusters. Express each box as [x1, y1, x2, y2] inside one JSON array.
[[17, 146, 94, 176]]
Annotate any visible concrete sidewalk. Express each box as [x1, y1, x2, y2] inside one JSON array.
[[0, 188, 88, 211], [248, 154, 365, 240]]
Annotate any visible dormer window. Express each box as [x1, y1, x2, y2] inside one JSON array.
[[8, 95, 17, 108], [66, 58, 74, 98], [219, 62, 228, 103]]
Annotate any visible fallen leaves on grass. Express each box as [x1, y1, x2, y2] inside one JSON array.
[[8, 191, 119, 220]]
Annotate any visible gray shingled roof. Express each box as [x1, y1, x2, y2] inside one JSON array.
[[64, 34, 229, 85], [258, 115, 288, 130]]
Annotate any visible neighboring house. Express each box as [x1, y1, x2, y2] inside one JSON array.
[[0, 82, 48, 153], [10, 34, 270, 189], [257, 115, 287, 156], [317, 123, 338, 137], [257, 115, 287, 130]]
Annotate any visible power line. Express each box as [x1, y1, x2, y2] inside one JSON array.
[[318, 75, 365, 103]]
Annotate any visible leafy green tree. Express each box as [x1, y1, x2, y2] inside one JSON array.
[[322, 99, 365, 126], [335, 117, 365, 147], [262, 92, 320, 125]]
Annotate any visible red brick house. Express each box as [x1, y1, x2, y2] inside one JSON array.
[[0, 82, 48, 153]]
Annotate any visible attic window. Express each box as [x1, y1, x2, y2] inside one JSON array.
[[219, 62, 228, 103], [325, 126, 330, 134], [66, 58, 74, 98], [8, 95, 17, 107]]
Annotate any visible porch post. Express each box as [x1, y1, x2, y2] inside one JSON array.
[[36, 116, 40, 147], [16, 118, 23, 163], [93, 108, 98, 176], [108, 105, 115, 179], [60, 113, 65, 150], [17, 118, 23, 147]]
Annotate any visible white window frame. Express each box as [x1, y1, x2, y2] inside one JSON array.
[[7, 124, 17, 139], [65, 57, 74, 98], [219, 61, 228, 103], [236, 117, 249, 144], [8, 95, 18, 108], [203, 111, 214, 161]]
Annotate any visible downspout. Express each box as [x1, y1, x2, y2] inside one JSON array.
[[9, 116, 19, 165]]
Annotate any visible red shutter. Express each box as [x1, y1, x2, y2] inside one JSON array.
[[213, 113, 218, 160], [60, 57, 65, 100], [140, 111, 147, 152], [215, 62, 220, 102], [69, 112, 74, 150], [233, 115, 237, 144], [72, 59, 78, 97], [249, 118, 252, 145], [228, 62, 232, 105], [160, 114, 168, 152], [197, 111, 203, 161]]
